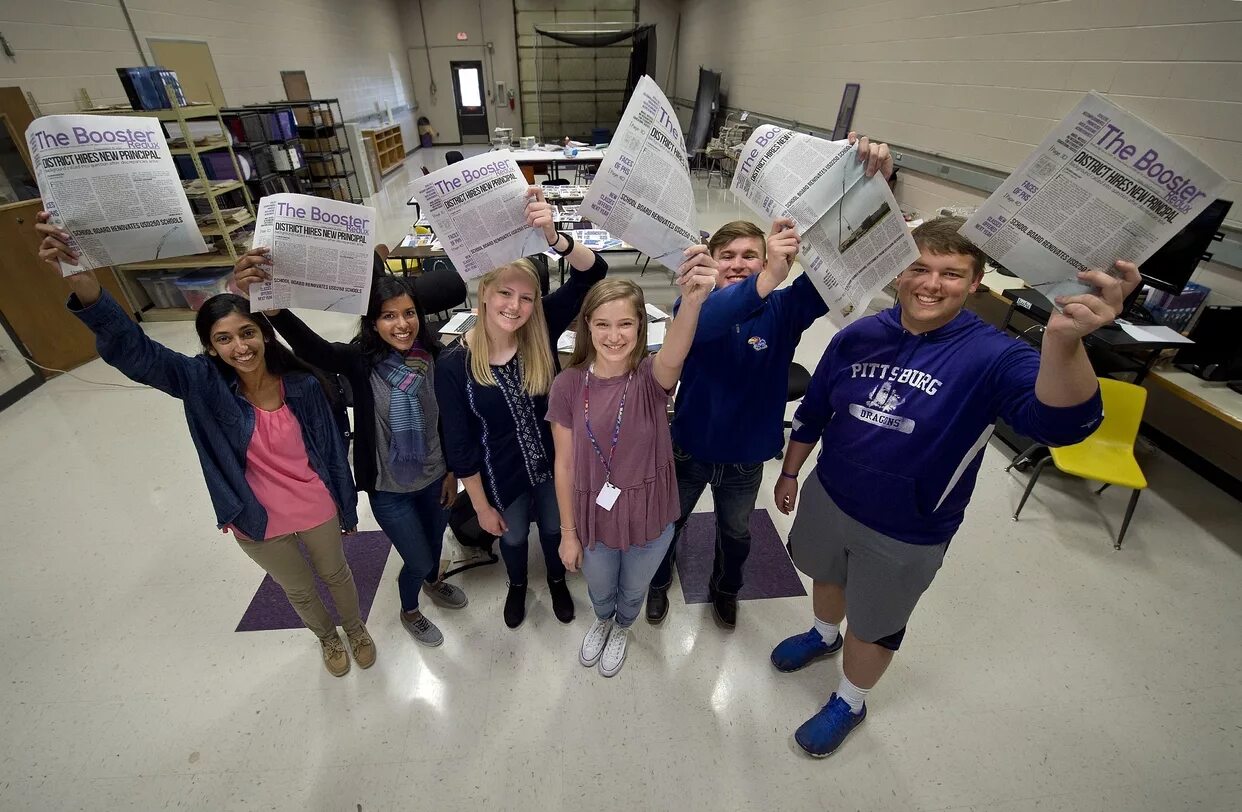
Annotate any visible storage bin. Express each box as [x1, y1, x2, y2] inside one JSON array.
[[173, 268, 233, 311]]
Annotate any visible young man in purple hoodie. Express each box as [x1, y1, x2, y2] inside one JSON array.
[[770, 216, 1140, 758]]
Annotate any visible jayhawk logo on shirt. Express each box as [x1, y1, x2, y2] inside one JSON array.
[[747, 336, 769, 351]]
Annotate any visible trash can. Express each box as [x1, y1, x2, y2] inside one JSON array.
[[418, 116, 436, 148]]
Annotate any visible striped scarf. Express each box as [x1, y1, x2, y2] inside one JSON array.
[[378, 345, 431, 485]]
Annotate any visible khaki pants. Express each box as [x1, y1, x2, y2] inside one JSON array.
[[237, 517, 363, 639]]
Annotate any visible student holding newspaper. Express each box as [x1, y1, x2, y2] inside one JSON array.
[[546, 267, 715, 677], [433, 189, 610, 630], [231, 258, 468, 650], [34, 213, 375, 679], [771, 216, 1140, 758], [644, 135, 895, 629]]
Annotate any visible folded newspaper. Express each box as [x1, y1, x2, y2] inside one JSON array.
[[960, 91, 1227, 301], [580, 75, 698, 271], [251, 193, 376, 315], [732, 126, 919, 328], [411, 150, 548, 279], [26, 114, 207, 275]]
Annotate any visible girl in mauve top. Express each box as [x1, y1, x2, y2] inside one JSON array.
[[547, 258, 716, 678]]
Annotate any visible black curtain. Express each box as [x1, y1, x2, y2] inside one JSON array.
[[625, 26, 657, 110], [686, 68, 721, 154]]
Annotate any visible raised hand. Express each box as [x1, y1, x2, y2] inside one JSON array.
[[848, 131, 894, 179], [766, 218, 801, 283], [35, 211, 78, 269], [232, 247, 273, 296], [677, 263, 717, 307], [1049, 261, 1140, 340], [676, 243, 718, 284], [524, 186, 558, 244]]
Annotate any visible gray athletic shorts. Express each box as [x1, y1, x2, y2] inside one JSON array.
[[788, 471, 948, 645]]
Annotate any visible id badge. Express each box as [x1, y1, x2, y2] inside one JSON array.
[[596, 481, 621, 511]]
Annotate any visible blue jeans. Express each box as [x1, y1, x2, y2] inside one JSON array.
[[582, 522, 676, 628], [650, 445, 763, 596], [498, 478, 565, 585], [369, 479, 450, 612]]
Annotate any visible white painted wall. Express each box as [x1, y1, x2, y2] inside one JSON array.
[[1, 0, 414, 145], [673, 0, 1242, 230]]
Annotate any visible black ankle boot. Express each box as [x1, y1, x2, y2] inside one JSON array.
[[646, 584, 669, 623], [504, 582, 527, 629], [709, 585, 737, 629], [548, 577, 575, 623]]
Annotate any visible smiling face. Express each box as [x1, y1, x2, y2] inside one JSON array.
[[207, 312, 266, 373], [895, 250, 982, 333], [712, 235, 766, 289], [482, 267, 537, 337], [588, 297, 642, 371], [374, 293, 419, 352]]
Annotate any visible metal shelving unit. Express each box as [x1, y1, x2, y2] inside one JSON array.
[[283, 99, 362, 204], [87, 94, 257, 321], [222, 105, 312, 198]]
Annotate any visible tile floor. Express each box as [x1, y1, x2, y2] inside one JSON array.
[[1, 149, 1239, 811]]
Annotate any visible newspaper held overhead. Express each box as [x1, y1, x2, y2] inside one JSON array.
[[412, 150, 549, 279], [732, 126, 919, 328], [580, 75, 698, 270], [960, 91, 1227, 301], [26, 115, 207, 275], [250, 194, 376, 315]]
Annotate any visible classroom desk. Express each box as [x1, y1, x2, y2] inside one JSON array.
[[969, 271, 1242, 488], [508, 148, 605, 181]]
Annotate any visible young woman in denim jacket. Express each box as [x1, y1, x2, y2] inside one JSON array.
[[36, 213, 373, 678]]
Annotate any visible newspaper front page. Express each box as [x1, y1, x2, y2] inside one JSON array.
[[26, 115, 207, 275], [580, 75, 698, 270], [961, 92, 1227, 300], [732, 125, 919, 327], [251, 194, 376, 315], [412, 151, 548, 279]]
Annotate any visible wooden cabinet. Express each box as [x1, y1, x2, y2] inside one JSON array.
[[362, 125, 406, 177]]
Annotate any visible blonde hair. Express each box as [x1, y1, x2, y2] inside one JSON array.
[[568, 279, 648, 372], [467, 259, 555, 396]]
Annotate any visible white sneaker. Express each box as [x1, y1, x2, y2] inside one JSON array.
[[579, 617, 612, 667], [598, 624, 630, 677]]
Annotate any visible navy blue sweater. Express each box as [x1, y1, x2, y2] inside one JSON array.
[[70, 290, 358, 540], [435, 253, 607, 510], [671, 272, 828, 464], [791, 306, 1103, 545]]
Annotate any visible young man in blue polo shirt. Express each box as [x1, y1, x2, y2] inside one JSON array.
[[770, 216, 1140, 757], [645, 136, 896, 627]]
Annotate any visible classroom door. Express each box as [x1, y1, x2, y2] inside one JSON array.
[[0, 87, 132, 381], [148, 39, 226, 106], [451, 61, 488, 144]]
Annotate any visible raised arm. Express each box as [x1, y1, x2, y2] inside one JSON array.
[[652, 263, 718, 390], [36, 212, 204, 399]]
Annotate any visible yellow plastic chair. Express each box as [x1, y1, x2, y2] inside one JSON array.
[[1007, 378, 1148, 550]]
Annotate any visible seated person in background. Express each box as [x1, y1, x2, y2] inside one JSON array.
[[645, 133, 895, 629], [771, 216, 1140, 758]]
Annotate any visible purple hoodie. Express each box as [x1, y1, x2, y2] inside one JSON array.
[[791, 306, 1103, 545]]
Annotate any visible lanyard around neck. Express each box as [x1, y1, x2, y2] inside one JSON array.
[[583, 365, 632, 482]]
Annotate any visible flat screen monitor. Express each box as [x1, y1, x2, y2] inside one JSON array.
[[1139, 198, 1231, 295], [1174, 305, 1242, 381]]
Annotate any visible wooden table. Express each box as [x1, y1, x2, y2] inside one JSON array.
[[509, 148, 605, 181]]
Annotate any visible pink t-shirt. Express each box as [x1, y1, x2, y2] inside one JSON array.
[[244, 399, 339, 540], [546, 357, 679, 551]]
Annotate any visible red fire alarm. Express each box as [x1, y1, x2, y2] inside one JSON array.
[[456, 32, 468, 41]]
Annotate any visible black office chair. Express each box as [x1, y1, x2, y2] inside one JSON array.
[[445, 150, 464, 166], [541, 178, 570, 186], [777, 362, 812, 458], [413, 264, 469, 327]]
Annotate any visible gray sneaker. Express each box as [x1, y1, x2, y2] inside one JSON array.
[[401, 611, 444, 647], [422, 580, 469, 609]]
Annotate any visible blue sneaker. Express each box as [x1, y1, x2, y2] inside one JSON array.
[[795, 693, 866, 758], [770, 628, 843, 672]]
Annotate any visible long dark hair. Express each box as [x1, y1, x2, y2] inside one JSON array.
[[356, 275, 439, 365], [194, 293, 335, 401]]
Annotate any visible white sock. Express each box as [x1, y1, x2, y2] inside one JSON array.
[[813, 616, 840, 643], [836, 673, 869, 714]]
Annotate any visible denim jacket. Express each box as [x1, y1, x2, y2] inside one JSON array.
[[70, 290, 359, 539]]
